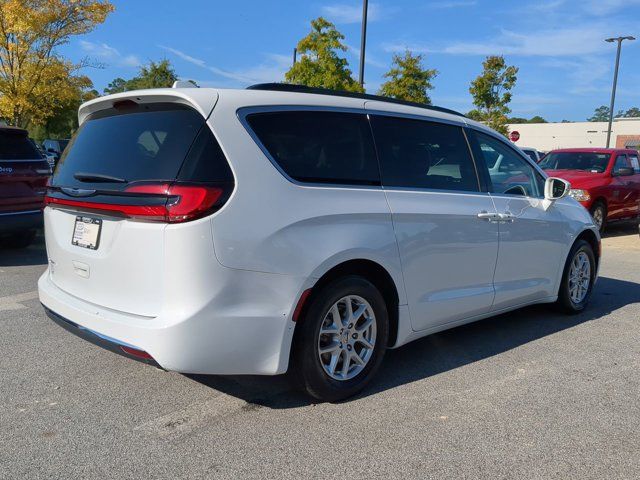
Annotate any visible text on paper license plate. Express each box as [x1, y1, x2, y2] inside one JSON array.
[[72, 216, 102, 250]]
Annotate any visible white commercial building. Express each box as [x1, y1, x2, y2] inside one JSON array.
[[507, 117, 640, 152]]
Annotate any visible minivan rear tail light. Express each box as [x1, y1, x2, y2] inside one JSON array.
[[45, 182, 230, 223]]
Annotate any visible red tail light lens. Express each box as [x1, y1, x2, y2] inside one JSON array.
[[45, 183, 228, 223]]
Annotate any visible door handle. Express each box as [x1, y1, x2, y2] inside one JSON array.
[[497, 212, 516, 222], [477, 211, 500, 221]]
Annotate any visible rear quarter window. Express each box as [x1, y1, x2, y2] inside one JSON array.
[[245, 110, 380, 186]]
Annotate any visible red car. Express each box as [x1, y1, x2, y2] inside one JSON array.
[[539, 148, 640, 232], [0, 126, 51, 248]]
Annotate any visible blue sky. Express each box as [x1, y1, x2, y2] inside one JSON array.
[[60, 0, 640, 122]]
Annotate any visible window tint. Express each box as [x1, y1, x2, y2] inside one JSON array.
[[370, 115, 479, 192], [52, 103, 210, 190], [178, 127, 233, 183], [470, 131, 544, 197], [629, 154, 640, 173], [0, 129, 42, 160], [613, 155, 630, 174], [246, 111, 379, 185], [540, 152, 610, 173]]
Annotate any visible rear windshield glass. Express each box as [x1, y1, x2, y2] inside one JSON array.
[[246, 111, 380, 186], [52, 103, 228, 189], [539, 152, 610, 173], [0, 129, 43, 160]]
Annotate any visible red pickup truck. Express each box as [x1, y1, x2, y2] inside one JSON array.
[[539, 148, 640, 232], [0, 126, 51, 248]]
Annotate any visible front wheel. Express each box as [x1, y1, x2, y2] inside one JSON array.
[[590, 201, 606, 233], [556, 239, 596, 314], [292, 276, 389, 402]]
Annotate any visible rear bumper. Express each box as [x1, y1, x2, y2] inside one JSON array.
[[38, 267, 307, 375], [0, 209, 42, 234], [43, 305, 161, 367]]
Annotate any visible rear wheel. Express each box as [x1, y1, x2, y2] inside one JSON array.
[[590, 201, 606, 233], [556, 239, 596, 314], [1, 230, 36, 249], [292, 276, 388, 402]]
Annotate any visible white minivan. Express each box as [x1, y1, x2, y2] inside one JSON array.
[[39, 83, 600, 401]]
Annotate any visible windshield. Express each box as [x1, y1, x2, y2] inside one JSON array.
[[539, 152, 610, 173]]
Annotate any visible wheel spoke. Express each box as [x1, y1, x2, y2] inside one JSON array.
[[350, 303, 367, 324], [331, 304, 342, 328], [356, 336, 374, 349], [319, 342, 340, 355], [341, 351, 351, 377], [356, 316, 374, 332], [351, 350, 365, 366], [328, 350, 341, 374]]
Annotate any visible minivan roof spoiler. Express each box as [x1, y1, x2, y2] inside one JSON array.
[[247, 83, 466, 118]]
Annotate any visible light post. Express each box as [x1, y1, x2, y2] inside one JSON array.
[[358, 0, 368, 88], [604, 36, 635, 148]]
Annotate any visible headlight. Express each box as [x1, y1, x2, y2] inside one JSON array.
[[569, 189, 591, 202]]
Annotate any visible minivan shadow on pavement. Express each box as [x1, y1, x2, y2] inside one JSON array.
[[0, 230, 47, 267], [189, 275, 640, 407]]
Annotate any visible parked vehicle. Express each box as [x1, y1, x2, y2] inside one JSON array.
[[29, 138, 56, 168], [520, 147, 544, 163], [0, 127, 50, 248], [39, 84, 600, 401], [539, 148, 640, 232], [42, 138, 70, 164]]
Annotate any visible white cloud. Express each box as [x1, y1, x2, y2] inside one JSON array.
[[385, 25, 616, 57], [345, 43, 387, 68], [321, 3, 383, 23], [79, 40, 140, 67], [160, 46, 290, 86]]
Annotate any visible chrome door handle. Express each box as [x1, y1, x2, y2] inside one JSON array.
[[497, 212, 515, 222], [477, 211, 499, 221]]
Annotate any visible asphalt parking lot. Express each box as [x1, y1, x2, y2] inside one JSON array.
[[1, 226, 639, 479]]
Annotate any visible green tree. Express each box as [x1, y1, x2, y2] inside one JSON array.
[[621, 107, 640, 118], [285, 17, 362, 93], [507, 117, 528, 124], [588, 105, 610, 122], [528, 115, 547, 123], [378, 50, 437, 104], [0, 0, 114, 128], [103, 60, 178, 94], [467, 55, 518, 136]]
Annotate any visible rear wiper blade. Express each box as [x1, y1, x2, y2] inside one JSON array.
[[74, 172, 127, 183]]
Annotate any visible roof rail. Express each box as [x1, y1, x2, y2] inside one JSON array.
[[247, 83, 466, 118]]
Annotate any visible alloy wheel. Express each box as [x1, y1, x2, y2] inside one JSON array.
[[317, 295, 377, 381], [568, 251, 591, 304]]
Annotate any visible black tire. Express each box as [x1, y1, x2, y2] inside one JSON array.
[[556, 239, 596, 314], [292, 276, 389, 402], [1, 230, 36, 249], [590, 201, 607, 234]]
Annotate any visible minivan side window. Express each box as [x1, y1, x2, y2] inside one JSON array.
[[246, 111, 379, 186], [469, 131, 544, 197], [370, 115, 480, 192], [629, 154, 640, 173]]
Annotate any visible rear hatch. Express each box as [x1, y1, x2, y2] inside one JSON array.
[[0, 128, 50, 214], [45, 97, 233, 317]]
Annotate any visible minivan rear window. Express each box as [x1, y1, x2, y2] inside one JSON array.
[[246, 111, 380, 186], [52, 103, 231, 189], [0, 129, 42, 160]]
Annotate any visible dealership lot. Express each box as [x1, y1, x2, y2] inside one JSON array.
[[1, 227, 639, 479]]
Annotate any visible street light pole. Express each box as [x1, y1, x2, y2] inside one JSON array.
[[604, 36, 635, 148], [358, 0, 368, 88]]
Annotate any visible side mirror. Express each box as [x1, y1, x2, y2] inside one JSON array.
[[544, 177, 570, 200], [614, 167, 634, 176]]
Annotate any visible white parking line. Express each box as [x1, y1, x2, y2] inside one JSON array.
[[0, 291, 39, 311]]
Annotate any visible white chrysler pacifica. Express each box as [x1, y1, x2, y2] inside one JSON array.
[[39, 83, 600, 401]]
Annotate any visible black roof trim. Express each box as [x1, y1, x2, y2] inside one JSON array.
[[247, 83, 466, 118]]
